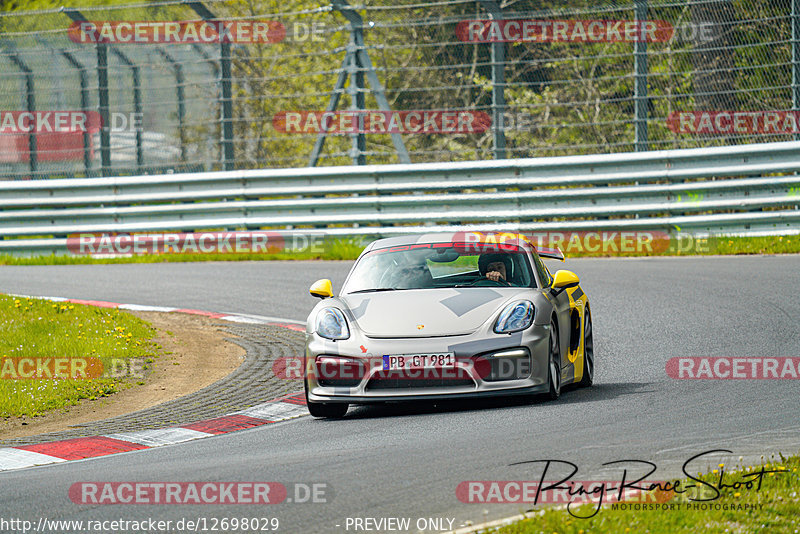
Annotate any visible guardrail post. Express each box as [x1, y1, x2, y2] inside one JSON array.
[[189, 43, 221, 170], [62, 8, 112, 176], [59, 50, 92, 173], [133, 67, 143, 169], [158, 48, 187, 164], [3, 45, 37, 174], [186, 1, 235, 171], [103, 48, 143, 171], [348, 41, 367, 166], [219, 34, 234, 169], [634, 0, 649, 151], [793, 0, 800, 141], [479, 1, 507, 160]]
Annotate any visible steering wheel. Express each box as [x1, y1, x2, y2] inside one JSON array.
[[466, 276, 510, 287]]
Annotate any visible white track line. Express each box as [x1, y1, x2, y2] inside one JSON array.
[[0, 449, 67, 471], [104, 428, 214, 447]]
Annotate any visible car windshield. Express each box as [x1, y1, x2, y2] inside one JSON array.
[[342, 243, 536, 293]]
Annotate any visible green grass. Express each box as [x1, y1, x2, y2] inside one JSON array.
[[0, 294, 160, 417], [699, 235, 800, 256], [492, 453, 800, 534], [0, 235, 797, 266]]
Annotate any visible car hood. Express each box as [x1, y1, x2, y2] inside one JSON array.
[[340, 288, 515, 337]]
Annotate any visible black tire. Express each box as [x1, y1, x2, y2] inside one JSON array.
[[546, 320, 561, 400], [578, 309, 594, 388], [307, 400, 348, 419], [305, 380, 348, 418]]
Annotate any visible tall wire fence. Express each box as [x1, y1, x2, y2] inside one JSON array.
[[0, 0, 797, 178]]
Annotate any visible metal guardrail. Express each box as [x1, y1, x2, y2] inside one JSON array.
[[1, 141, 799, 254]]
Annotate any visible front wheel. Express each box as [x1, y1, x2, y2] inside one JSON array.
[[578, 309, 594, 388], [545, 320, 561, 400], [305, 381, 348, 418]]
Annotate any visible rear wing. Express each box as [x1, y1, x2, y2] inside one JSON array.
[[535, 246, 565, 262]]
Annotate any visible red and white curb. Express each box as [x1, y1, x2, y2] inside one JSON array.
[[0, 393, 308, 472], [8, 294, 307, 332], [1, 295, 310, 473]]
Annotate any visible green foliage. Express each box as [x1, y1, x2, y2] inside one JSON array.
[[0, 0, 795, 167]]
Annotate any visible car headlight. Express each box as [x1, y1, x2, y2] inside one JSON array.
[[494, 301, 534, 333], [315, 307, 350, 340]]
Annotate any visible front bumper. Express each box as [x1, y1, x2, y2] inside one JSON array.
[[305, 324, 550, 404]]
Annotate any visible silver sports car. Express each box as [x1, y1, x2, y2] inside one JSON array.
[[304, 232, 594, 418]]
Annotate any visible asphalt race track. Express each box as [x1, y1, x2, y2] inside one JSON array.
[[1, 255, 799, 533]]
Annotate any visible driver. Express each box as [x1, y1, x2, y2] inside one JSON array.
[[478, 253, 513, 284]]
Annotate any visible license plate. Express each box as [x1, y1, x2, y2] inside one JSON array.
[[382, 353, 456, 371]]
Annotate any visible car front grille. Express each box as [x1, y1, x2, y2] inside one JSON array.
[[365, 369, 475, 390]]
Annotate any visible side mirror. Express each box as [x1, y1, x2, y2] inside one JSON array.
[[310, 279, 333, 299], [551, 270, 580, 293]]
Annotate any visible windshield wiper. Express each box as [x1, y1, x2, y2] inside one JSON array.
[[348, 288, 401, 294]]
